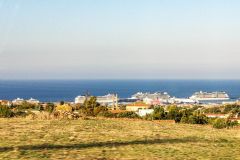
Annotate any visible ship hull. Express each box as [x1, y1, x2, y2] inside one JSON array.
[[190, 97, 230, 101]]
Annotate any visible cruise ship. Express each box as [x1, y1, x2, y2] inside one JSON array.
[[189, 91, 230, 101], [131, 92, 171, 100], [75, 94, 118, 105]]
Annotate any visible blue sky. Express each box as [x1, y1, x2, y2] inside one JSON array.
[[0, 0, 240, 79]]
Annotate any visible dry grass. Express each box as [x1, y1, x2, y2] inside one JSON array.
[[0, 118, 239, 160]]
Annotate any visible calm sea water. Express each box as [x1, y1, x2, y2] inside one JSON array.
[[0, 80, 239, 102]]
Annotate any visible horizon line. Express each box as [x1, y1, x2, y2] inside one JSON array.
[[0, 78, 240, 81]]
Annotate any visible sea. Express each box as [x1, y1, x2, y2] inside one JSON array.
[[0, 80, 239, 102]]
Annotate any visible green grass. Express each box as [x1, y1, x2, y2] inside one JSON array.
[[0, 118, 239, 159]]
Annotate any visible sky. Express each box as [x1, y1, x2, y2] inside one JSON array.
[[0, 0, 240, 79]]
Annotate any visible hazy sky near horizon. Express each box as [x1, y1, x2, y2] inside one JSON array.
[[0, 0, 240, 79]]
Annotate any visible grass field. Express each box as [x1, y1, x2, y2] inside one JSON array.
[[0, 118, 240, 160]]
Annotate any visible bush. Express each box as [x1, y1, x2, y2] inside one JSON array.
[[167, 106, 179, 120], [180, 115, 188, 123], [226, 120, 239, 128], [188, 114, 208, 124], [93, 106, 108, 116], [55, 104, 72, 112], [152, 107, 166, 120], [174, 112, 183, 123], [97, 111, 116, 118], [45, 103, 55, 113], [118, 105, 126, 110], [212, 118, 227, 129], [0, 105, 14, 118], [53, 111, 79, 120], [14, 111, 28, 117], [204, 107, 221, 114], [117, 111, 140, 119], [16, 101, 35, 110], [34, 105, 44, 111]]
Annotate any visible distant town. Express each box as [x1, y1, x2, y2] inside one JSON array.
[[0, 91, 240, 122], [1, 90, 238, 107]]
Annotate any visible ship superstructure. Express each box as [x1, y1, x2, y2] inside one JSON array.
[[131, 92, 171, 100], [190, 91, 230, 101], [75, 94, 118, 106]]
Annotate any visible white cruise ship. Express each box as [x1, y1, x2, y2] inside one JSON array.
[[190, 91, 230, 101], [131, 92, 171, 100], [75, 94, 118, 105]]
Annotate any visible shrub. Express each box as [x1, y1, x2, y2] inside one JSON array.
[[0, 105, 14, 118], [55, 104, 72, 112], [16, 101, 35, 110], [167, 106, 179, 120], [152, 107, 166, 120], [226, 120, 239, 128], [204, 107, 221, 114], [97, 111, 116, 118], [188, 115, 197, 124], [93, 106, 108, 116], [174, 112, 183, 123], [117, 111, 140, 119], [212, 118, 227, 129], [45, 103, 55, 113], [53, 111, 79, 120], [118, 105, 126, 110], [180, 115, 188, 123], [14, 111, 28, 117], [144, 113, 155, 120], [34, 105, 44, 111], [188, 114, 208, 124]]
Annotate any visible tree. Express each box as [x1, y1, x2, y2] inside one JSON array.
[[93, 106, 108, 116], [152, 107, 166, 120], [83, 96, 100, 116], [167, 106, 179, 120]]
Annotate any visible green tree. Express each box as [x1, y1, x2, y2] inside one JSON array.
[[152, 107, 166, 120], [83, 96, 100, 116], [167, 106, 179, 120]]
